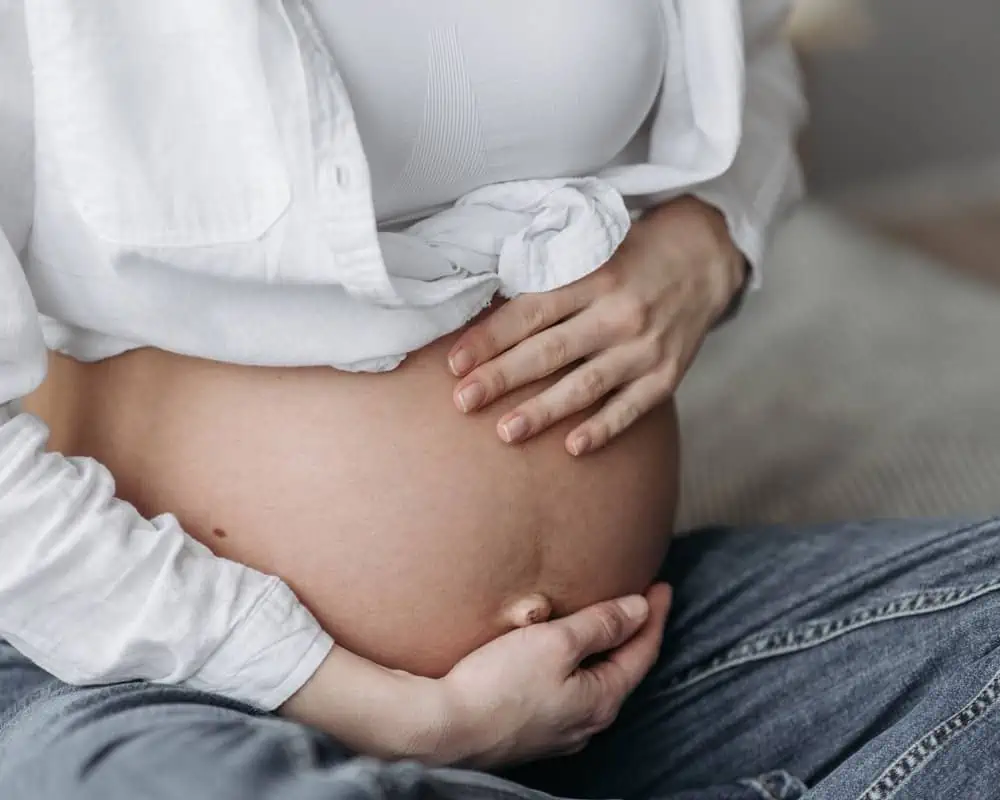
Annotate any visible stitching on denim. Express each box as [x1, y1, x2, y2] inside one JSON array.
[[0, 680, 73, 741], [856, 665, 1000, 800], [664, 579, 1000, 695]]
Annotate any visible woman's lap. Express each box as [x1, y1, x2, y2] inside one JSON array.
[[515, 517, 1000, 799], [3, 517, 1000, 800]]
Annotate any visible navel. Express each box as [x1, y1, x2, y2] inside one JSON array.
[[499, 593, 553, 629]]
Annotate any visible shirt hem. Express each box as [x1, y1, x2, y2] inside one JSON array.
[[255, 629, 335, 711]]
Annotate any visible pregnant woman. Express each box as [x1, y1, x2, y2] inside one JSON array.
[[3, 3, 1000, 799]]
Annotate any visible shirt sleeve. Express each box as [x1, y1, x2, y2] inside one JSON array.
[[686, 0, 808, 283], [0, 0, 331, 710]]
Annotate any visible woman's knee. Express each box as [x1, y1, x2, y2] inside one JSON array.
[[0, 677, 344, 800]]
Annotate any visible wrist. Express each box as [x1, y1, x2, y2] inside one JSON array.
[[279, 646, 450, 762], [642, 195, 747, 319], [714, 257, 750, 327]]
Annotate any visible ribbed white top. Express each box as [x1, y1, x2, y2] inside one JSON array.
[[312, 0, 666, 223]]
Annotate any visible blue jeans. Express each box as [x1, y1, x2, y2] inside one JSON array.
[[3, 518, 1000, 799]]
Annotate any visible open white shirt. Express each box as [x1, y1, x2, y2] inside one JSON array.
[[0, 0, 805, 708]]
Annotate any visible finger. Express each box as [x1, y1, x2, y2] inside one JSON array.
[[551, 595, 650, 669], [567, 365, 678, 456], [494, 346, 639, 445], [591, 583, 672, 696], [571, 584, 673, 730], [453, 310, 613, 414], [447, 288, 585, 377]]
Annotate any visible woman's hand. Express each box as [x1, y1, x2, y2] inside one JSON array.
[[436, 582, 673, 768], [278, 642, 447, 762], [280, 583, 673, 769], [448, 197, 747, 455]]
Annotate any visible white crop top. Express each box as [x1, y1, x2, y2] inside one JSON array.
[[313, 0, 667, 224]]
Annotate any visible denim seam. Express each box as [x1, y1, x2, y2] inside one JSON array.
[[856, 665, 1000, 800], [664, 579, 1000, 695], [0, 681, 66, 741]]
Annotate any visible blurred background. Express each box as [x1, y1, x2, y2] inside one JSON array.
[[678, 0, 1000, 528], [801, 0, 1000, 278]]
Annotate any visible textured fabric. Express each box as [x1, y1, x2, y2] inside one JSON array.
[[0, 0, 803, 710], [5, 518, 1000, 799], [0, 410, 332, 711], [18, 0, 770, 373], [312, 1, 667, 224], [678, 205, 1000, 527]]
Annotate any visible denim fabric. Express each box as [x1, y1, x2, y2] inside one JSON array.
[[3, 518, 1000, 800]]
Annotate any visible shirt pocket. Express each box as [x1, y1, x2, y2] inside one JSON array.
[[29, 0, 292, 277]]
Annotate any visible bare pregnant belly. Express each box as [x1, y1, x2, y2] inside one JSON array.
[[25, 318, 679, 677]]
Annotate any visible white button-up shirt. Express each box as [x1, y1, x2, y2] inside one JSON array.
[[0, 0, 805, 709]]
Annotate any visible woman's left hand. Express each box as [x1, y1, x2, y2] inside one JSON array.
[[447, 196, 748, 456]]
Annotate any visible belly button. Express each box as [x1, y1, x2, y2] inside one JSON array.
[[500, 593, 553, 629]]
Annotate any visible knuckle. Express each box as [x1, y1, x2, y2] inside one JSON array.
[[643, 335, 668, 370], [580, 369, 607, 401], [569, 369, 606, 408], [591, 265, 621, 295], [591, 311, 618, 344], [540, 335, 569, 372], [553, 625, 581, 659], [471, 327, 498, 359], [613, 297, 648, 338], [591, 605, 626, 645], [521, 301, 549, 334], [484, 368, 507, 398], [617, 401, 642, 431]]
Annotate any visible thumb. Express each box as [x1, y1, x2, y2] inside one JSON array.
[[553, 595, 649, 667]]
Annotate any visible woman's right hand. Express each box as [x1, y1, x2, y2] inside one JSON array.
[[436, 582, 673, 768], [280, 582, 672, 768]]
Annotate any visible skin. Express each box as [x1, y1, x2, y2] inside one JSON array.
[[448, 196, 747, 456], [281, 198, 745, 766], [25, 336, 678, 680], [280, 583, 674, 767], [24, 197, 741, 767]]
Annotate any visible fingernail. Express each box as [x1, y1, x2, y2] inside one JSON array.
[[568, 433, 591, 457], [456, 383, 486, 413], [619, 596, 648, 621], [449, 348, 474, 377], [499, 414, 529, 444]]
